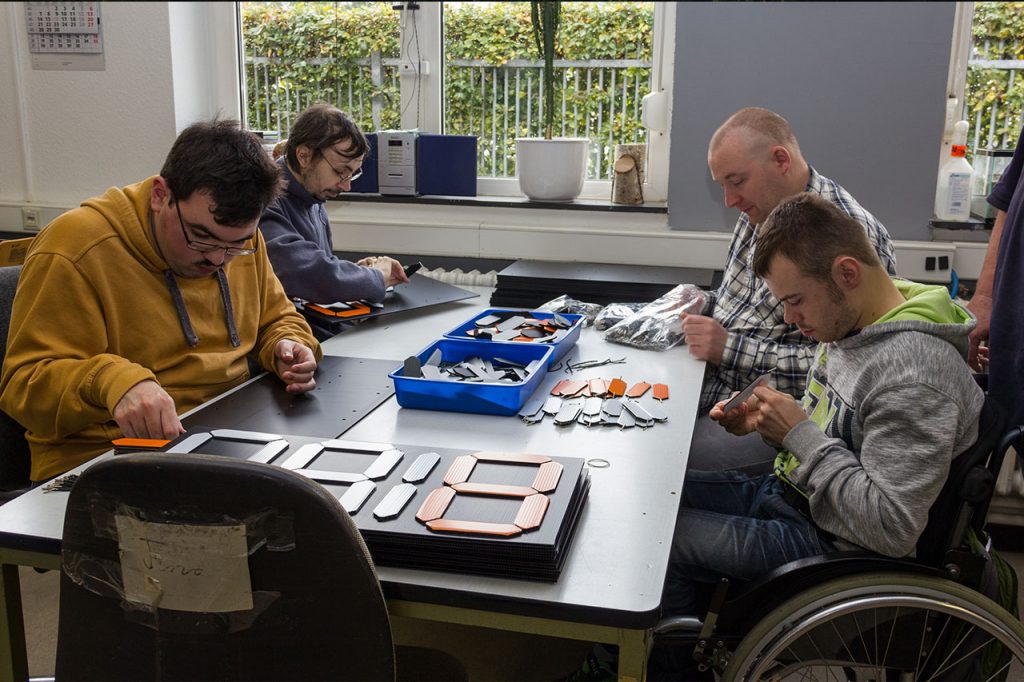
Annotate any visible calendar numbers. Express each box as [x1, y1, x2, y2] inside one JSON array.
[[25, 2, 103, 54]]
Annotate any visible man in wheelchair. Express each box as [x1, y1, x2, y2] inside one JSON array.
[[657, 192, 1016, 680]]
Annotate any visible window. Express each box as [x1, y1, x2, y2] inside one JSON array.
[[238, 1, 675, 201], [962, 3, 1024, 154], [240, 2, 402, 139], [949, 2, 1024, 158]]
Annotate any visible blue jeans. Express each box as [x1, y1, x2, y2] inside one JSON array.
[[662, 470, 835, 615]]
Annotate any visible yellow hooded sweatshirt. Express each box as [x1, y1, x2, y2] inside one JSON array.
[[0, 178, 322, 481]]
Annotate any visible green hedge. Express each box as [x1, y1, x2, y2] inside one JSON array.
[[241, 1, 653, 178], [967, 2, 1024, 151]]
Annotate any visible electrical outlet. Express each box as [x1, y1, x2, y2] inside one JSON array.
[[21, 207, 41, 231]]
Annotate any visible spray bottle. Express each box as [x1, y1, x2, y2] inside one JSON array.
[[934, 120, 974, 221]]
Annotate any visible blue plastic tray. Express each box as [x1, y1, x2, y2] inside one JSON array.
[[442, 308, 583, 364], [390, 338, 552, 416]]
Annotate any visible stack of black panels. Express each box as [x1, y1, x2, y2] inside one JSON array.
[[364, 455, 590, 582], [155, 430, 589, 582], [490, 260, 721, 308]]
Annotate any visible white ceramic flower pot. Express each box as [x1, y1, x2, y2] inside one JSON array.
[[515, 137, 589, 202]]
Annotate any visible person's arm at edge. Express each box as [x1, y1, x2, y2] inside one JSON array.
[[966, 209, 1005, 369], [0, 253, 156, 439]]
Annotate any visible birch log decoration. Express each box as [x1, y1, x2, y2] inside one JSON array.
[[612, 144, 644, 204]]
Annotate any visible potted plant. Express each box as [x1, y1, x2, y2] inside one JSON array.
[[516, 0, 589, 202]]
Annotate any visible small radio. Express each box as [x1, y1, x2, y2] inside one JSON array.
[[377, 131, 418, 196]]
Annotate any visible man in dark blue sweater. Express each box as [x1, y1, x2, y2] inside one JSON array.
[[259, 104, 408, 311]]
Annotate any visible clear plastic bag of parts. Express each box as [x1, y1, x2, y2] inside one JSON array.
[[535, 295, 604, 327], [602, 284, 708, 351], [594, 302, 648, 331]]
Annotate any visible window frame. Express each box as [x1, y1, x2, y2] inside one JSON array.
[[236, 1, 675, 204]]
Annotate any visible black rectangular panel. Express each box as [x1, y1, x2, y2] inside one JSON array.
[[182, 356, 396, 438]]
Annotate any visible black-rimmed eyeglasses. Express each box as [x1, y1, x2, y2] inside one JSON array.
[[174, 200, 258, 257]]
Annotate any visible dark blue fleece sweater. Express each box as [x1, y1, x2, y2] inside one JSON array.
[[259, 158, 385, 304]]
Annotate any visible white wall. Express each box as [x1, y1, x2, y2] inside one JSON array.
[[0, 2, 178, 207]]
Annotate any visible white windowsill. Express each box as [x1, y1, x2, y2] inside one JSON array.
[[326, 198, 732, 269]]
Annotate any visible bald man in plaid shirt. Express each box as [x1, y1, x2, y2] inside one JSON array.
[[684, 108, 896, 473]]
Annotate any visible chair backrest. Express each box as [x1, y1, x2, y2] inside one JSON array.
[[915, 394, 1008, 566], [56, 453, 397, 681], [0, 265, 30, 493]]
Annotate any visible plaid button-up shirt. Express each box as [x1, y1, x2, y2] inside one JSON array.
[[698, 168, 897, 411]]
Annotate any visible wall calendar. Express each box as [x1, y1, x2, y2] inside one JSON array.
[[25, 2, 102, 54]]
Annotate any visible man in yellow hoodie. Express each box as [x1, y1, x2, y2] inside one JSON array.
[[0, 120, 323, 482]]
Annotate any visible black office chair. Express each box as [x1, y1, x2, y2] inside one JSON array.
[[55, 453, 467, 681], [0, 265, 31, 501], [655, 394, 1024, 680]]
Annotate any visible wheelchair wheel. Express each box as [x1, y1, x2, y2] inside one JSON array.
[[724, 572, 1024, 681]]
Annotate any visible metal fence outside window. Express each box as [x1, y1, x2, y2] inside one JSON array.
[[244, 53, 652, 180], [966, 38, 1024, 153]]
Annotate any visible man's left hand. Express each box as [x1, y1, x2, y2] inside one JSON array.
[[274, 339, 318, 393], [750, 385, 807, 444], [681, 313, 727, 365]]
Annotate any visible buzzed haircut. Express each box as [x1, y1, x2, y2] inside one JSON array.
[[286, 104, 370, 169], [709, 107, 798, 155], [161, 119, 282, 226], [753, 192, 882, 285]]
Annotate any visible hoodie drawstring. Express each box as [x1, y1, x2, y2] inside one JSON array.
[[217, 269, 241, 348], [163, 269, 240, 348]]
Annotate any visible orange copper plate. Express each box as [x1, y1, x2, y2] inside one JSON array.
[[473, 451, 551, 464], [451, 482, 538, 497], [626, 381, 651, 398], [531, 461, 564, 493], [589, 379, 608, 397], [442, 454, 477, 485], [427, 519, 523, 536], [652, 383, 669, 400], [559, 380, 587, 397], [514, 494, 550, 531], [306, 302, 372, 318], [415, 486, 456, 523], [550, 379, 571, 396], [112, 438, 171, 448], [607, 377, 627, 397]]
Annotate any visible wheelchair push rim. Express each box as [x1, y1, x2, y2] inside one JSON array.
[[724, 572, 1024, 682]]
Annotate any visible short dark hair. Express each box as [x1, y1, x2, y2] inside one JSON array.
[[753, 192, 882, 284], [286, 104, 369, 169], [160, 119, 282, 226], [710, 107, 797, 154]]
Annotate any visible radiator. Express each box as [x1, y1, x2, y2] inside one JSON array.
[[421, 267, 498, 287]]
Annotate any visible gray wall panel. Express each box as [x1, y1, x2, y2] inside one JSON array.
[[667, 2, 956, 240]]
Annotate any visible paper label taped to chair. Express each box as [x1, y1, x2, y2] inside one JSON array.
[[116, 516, 253, 612]]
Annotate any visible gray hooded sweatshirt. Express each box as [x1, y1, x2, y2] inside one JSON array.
[[776, 280, 985, 558]]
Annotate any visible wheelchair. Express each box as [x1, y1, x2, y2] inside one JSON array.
[[654, 394, 1024, 681]]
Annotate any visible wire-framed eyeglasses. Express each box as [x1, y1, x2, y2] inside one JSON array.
[[319, 149, 364, 183], [174, 199, 258, 257]]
